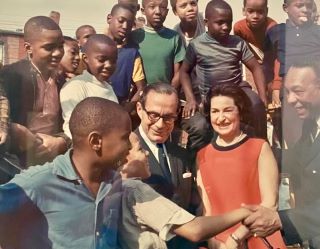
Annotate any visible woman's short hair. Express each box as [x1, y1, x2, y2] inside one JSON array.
[[204, 83, 252, 125]]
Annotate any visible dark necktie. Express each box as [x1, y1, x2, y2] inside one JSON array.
[[157, 143, 172, 183]]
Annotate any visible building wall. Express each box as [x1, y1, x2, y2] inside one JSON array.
[[0, 33, 25, 65]]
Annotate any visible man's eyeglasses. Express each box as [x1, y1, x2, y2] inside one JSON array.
[[141, 105, 177, 124]]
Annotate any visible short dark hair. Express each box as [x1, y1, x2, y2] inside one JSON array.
[[63, 36, 77, 43], [289, 57, 320, 81], [82, 34, 116, 53], [243, 0, 268, 7], [205, 0, 232, 19], [24, 16, 61, 42], [69, 97, 130, 146], [204, 83, 252, 125], [111, 3, 135, 15], [139, 83, 180, 111], [75, 25, 96, 40]]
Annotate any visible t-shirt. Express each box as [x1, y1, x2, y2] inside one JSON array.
[[233, 17, 277, 51], [184, 32, 253, 95], [173, 13, 205, 48], [118, 179, 195, 249], [130, 26, 185, 84], [60, 70, 118, 138]]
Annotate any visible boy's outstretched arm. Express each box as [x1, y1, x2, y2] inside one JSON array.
[[180, 61, 197, 119], [172, 208, 251, 243], [244, 58, 267, 106]]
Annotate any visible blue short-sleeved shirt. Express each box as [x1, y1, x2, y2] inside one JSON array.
[[0, 150, 121, 249]]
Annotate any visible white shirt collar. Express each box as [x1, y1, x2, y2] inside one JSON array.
[[138, 125, 171, 171]]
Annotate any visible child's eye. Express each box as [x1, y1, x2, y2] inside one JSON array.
[[179, 3, 187, 8]]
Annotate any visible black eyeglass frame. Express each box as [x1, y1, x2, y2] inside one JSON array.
[[141, 104, 178, 124]]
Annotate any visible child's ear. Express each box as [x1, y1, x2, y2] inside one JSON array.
[[141, 7, 145, 15], [24, 42, 32, 57], [82, 53, 88, 64], [107, 14, 112, 25], [88, 131, 102, 153], [283, 3, 288, 13], [204, 18, 208, 27], [242, 7, 246, 16]]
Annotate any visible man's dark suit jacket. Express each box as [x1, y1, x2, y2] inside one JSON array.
[[280, 120, 320, 247], [135, 128, 195, 211]]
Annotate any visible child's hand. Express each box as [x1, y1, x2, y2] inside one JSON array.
[[0, 130, 7, 144], [271, 90, 281, 107], [10, 123, 38, 152], [182, 99, 197, 119]]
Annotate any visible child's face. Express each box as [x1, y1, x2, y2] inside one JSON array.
[[142, 0, 169, 30], [243, 0, 268, 29], [107, 8, 135, 43], [205, 8, 232, 42], [283, 0, 313, 26], [26, 29, 64, 74], [174, 0, 198, 23], [83, 43, 117, 82], [122, 133, 151, 179], [59, 40, 80, 74], [78, 27, 96, 47]]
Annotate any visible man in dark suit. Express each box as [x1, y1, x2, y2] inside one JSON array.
[[135, 83, 198, 248], [243, 58, 320, 248], [135, 83, 195, 211]]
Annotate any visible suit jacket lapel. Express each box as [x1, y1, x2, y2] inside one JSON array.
[[135, 128, 171, 179], [300, 135, 320, 168]]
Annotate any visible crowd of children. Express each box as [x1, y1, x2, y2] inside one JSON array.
[[0, 0, 319, 248]]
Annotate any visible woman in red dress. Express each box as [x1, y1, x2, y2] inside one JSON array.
[[196, 83, 286, 249]]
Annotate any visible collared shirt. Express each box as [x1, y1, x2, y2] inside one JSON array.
[[264, 21, 320, 77], [0, 150, 120, 249], [28, 62, 60, 135], [138, 125, 171, 171]]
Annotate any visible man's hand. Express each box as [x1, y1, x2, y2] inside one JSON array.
[[35, 133, 67, 160], [182, 99, 197, 119], [242, 205, 282, 237]]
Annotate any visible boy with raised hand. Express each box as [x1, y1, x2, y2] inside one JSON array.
[[180, 0, 268, 139], [106, 4, 146, 106], [60, 34, 118, 139], [0, 16, 69, 168], [171, 0, 205, 48], [129, 0, 185, 88], [234, 0, 281, 106]]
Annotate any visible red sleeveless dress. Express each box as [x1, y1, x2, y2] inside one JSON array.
[[197, 137, 286, 249]]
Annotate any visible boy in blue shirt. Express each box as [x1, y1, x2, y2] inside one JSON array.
[[107, 4, 146, 106]]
